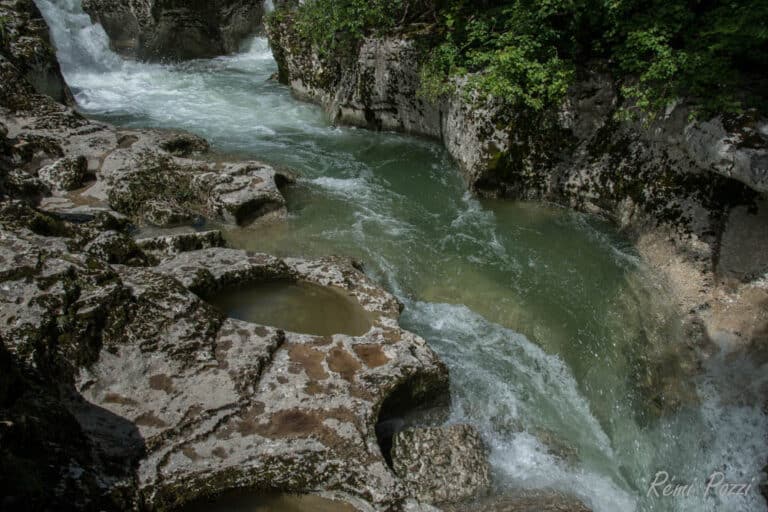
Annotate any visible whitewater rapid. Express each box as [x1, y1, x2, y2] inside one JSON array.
[[34, 1, 768, 511]]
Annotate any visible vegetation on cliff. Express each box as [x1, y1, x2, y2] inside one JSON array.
[[277, 0, 768, 117]]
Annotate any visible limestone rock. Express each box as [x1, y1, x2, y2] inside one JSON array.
[[391, 424, 490, 504], [136, 230, 227, 260], [83, 230, 147, 265], [142, 199, 196, 227], [37, 156, 90, 191], [85, 249, 450, 509], [82, 0, 265, 61], [193, 161, 291, 225], [267, 15, 768, 199], [0, 205, 452, 509], [38, 196, 129, 227]]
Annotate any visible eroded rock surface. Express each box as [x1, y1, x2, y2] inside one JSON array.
[[0, 201, 452, 509], [1, 81, 292, 228], [391, 424, 490, 505], [0, 0, 72, 104]]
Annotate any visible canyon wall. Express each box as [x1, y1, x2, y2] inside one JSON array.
[[81, 0, 265, 61]]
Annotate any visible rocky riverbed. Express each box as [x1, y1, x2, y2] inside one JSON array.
[[3, 0, 768, 511], [0, 1, 504, 510]]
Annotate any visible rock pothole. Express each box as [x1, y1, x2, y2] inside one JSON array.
[[206, 280, 373, 337]]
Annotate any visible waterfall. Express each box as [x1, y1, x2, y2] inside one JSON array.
[[34, 0, 124, 76], [264, 0, 275, 14]]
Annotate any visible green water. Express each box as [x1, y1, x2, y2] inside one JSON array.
[[36, 0, 768, 508]]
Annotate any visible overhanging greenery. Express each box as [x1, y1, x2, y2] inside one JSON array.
[[275, 0, 768, 118]]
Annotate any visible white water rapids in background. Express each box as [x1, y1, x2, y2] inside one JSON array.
[[33, 1, 768, 511]]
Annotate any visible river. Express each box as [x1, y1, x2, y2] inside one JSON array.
[[34, 1, 768, 510]]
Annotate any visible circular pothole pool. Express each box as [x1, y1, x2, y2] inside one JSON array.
[[207, 281, 373, 337]]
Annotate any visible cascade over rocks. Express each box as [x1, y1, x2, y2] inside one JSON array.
[[81, 0, 265, 61]]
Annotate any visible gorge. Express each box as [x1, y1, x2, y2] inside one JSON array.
[[1, 0, 767, 511]]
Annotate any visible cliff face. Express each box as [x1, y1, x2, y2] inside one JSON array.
[[81, 0, 264, 61], [0, 0, 71, 104], [267, 17, 768, 355]]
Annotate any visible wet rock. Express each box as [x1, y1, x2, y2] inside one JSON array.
[[82, 0, 265, 61], [194, 162, 289, 225], [158, 132, 210, 156], [93, 131, 290, 227], [2, 168, 49, 201], [84, 230, 148, 265], [3, 102, 293, 228], [0, 203, 451, 509], [37, 156, 90, 191], [143, 199, 196, 228], [83, 250, 449, 509], [136, 230, 227, 260], [0, 5, 455, 509], [391, 424, 490, 504], [38, 196, 129, 226]]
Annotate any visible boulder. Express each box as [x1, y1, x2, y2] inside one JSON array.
[[391, 424, 491, 504], [142, 199, 196, 228], [194, 161, 293, 225], [82, 249, 450, 509]]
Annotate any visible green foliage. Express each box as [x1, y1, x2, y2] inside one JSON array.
[[418, 1, 594, 110], [285, 0, 402, 58], [285, 0, 768, 117], [609, 0, 768, 117]]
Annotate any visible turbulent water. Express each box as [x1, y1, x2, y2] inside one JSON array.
[[35, 1, 768, 511]]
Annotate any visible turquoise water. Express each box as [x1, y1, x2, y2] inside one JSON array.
[[35, 1, 768, 510]]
